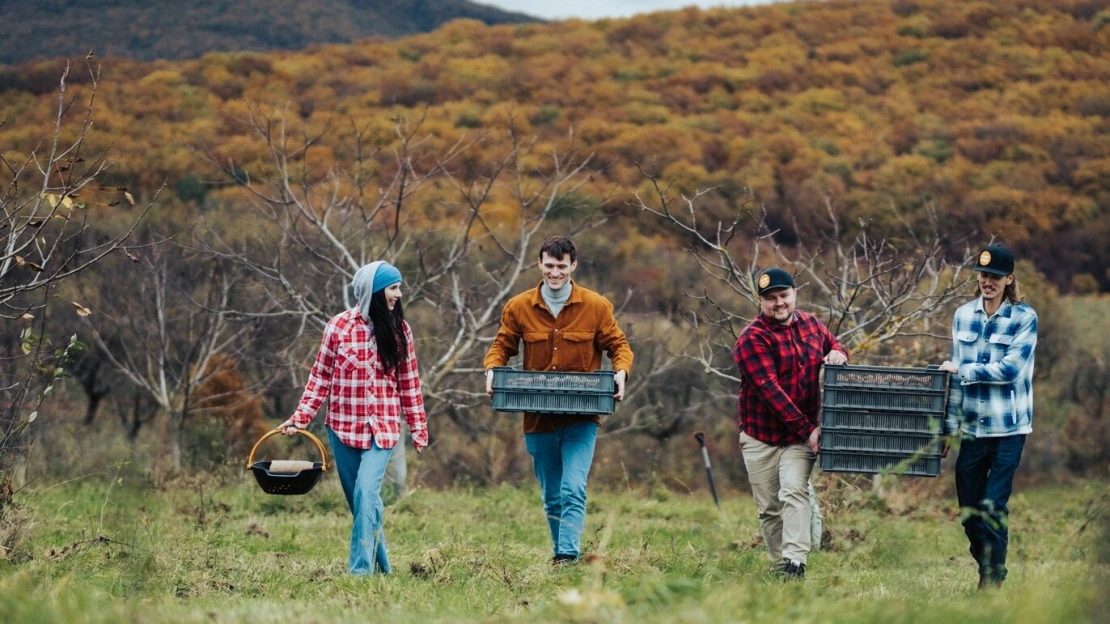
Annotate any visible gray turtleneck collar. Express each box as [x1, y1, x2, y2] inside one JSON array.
[[541, 281, 572, 319]]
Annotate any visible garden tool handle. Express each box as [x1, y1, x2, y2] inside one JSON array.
[[693, 431, 721, 509], [694, 432, 711, 468], [247, 428, 329, 471]]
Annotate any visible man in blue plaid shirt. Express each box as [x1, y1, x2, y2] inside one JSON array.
[[940, 244, 1037, 590]]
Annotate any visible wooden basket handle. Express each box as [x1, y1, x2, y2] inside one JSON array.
[[247, 428, 329, 471]]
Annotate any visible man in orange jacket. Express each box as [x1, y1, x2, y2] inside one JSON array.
[[484, 236, 634, 565]]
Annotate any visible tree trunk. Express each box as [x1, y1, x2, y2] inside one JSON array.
[[171, 380, 193, 473], [80, 359, 109, 426], [83, 391, 105, 426], [169, 419, 183, 472], [123, 390, 149, 442], [127, 414, 142, 442], [10, 447, 28, 489], [169, 399, 188, 472]]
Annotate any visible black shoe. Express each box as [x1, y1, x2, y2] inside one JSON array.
[[782, 559, 806, 580], [552, 554, 579, 566]]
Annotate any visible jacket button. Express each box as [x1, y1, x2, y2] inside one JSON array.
[[554, 347, 558, 351]]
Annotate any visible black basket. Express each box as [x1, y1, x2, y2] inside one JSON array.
[[246, 428, 329, 496]]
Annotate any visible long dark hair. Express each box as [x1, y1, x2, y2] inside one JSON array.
[[368, 289, 408, 373]]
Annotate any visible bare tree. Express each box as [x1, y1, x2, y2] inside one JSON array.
[[0, 59, 154, 496], [605, 342, 719, 440], [632, 171, 975, 378], [197, 109, 608, 486], [82, 246, 252, 470], [0, 61, 154, 318]]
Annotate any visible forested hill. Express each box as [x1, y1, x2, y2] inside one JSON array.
[[0, 0, 537, 64], [2, 0, 1109, 291]]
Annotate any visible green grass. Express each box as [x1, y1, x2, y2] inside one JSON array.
[[1, 475, 1107, 623]]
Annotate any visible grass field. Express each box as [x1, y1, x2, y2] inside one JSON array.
[[1, 471, 1107, 623]]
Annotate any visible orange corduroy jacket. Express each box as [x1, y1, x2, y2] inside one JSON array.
[[484, 280, 634, 433]]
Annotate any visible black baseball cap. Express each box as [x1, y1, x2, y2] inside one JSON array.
[[756, 267, 795, 295], [973, 245, 1014, 276]]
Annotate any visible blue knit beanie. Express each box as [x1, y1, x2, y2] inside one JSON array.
[[373, 263, 402, 293], [351, 261, 402, 320]]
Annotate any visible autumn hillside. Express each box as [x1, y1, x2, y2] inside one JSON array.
[[0, 0, 537, 64], [2, 0, 1110, 290]]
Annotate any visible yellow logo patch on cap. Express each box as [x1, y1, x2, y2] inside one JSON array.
[[758, 274, 771, 289], [979, 251, 992, 266]]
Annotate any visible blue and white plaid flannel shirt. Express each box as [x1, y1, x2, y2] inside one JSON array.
[[944, 298, 1037, 438]]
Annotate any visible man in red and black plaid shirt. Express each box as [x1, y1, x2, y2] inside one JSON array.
[[733, 267, 848, 580]]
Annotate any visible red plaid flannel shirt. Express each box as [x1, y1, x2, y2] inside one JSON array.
[[733, 311, 847, 446], [290, 308, 428, 450]]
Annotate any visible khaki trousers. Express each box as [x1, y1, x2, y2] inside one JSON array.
[[739, 431, 817, 565]]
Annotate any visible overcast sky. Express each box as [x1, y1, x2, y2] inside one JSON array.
[[482, 1, 780, 21]]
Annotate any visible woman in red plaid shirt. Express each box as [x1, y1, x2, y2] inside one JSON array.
[[733, 268, 847, 580], [279, 261, 429, 575]]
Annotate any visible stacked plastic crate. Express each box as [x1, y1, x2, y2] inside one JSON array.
[[490, 367, 616, 415], [819, 364, 950, 477]]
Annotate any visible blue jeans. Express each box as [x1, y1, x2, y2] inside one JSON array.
[[955, 434, 1026, 582], [524, 422, 598, 559], [327, 427, 394, 575]]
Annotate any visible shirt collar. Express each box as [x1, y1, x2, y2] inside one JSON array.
[[974, 297, 1012, 318], [344, 307, 374, 335]]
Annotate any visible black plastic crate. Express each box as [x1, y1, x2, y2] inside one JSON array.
[[824, 365, 948, 391], [821, 430, 940, 456], [821, 407, 943, 435], [824, 364, 950, 413], [491, 367, 615, 415], [824, 386, 948, 413], [819, 450, 941, 477]]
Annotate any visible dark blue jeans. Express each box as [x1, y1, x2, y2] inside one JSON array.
[[955, 434, 1026, 582]]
